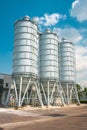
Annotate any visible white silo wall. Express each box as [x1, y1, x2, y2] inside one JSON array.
[[59, 38, 76, 82], [39, 29, 59, 80], [13, 16, 39, 78]]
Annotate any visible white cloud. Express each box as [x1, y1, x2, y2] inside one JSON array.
[[76, 46, 87, 71], [76, 46, 87, 86], [71, 0, 87, 22], [34, 13, 66, 27], [53, 27, 82, 43], [72, 0, 79, 8]]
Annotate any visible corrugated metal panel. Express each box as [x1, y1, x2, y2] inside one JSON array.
[[13, 16, 38, 77], [39, 29, 59, 80], [59, 37, 75, 82]]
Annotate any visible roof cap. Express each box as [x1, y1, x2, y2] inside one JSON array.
[[62, 37, 71, 42], [23, 15, 30, 20], [45, 28, 51, 33]]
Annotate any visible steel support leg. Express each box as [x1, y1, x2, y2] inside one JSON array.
[[60, 83, 66, 104], [18, 76, 22, 107], [50, 83, 56, 104], [35, 82, 43, 107], [41, 83, 47, 105], [58, 83, 65, 105], [5, 84, 11, 106], [21, 78, 31, 106], [47, 81, 50, 106], [74, 84, 80, 105], [13, 79, 18, 103], [67, 83, 69, 105]]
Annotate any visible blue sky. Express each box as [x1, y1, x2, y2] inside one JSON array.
[[0, 0, 87, 86]]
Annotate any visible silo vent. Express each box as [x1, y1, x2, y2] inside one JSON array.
[[62, 37, 68, 42], [62, 37, 71, 42], [23, 15, 30, 20], [45, 28, 51, 33]]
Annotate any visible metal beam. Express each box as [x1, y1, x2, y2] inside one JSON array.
[[58, 83, 65, 105], [50, 83, 56, 104], [21, 78, 31, 106], [60, 83, 66, 104], [34, 82, 43, 107], [18, 76, 22, 107], [67, 83, 69, 105], [5, 84, 12, 106], [41, 83, 47, 105], [13, 79, 18, 103], [47, 81, 50, 106], [73, 84, 80, 105]]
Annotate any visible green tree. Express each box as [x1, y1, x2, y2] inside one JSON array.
[[83, 87, 87, 97], [84, 87, 87, 91], [76, 84, 82, 100]]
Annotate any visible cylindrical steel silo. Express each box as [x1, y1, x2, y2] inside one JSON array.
[[59, 37, 80, 105], [13, 15, 38, 78], [39, 29, 59, 80], [59, 37, 75, 83], [39, 29, 59, 106]]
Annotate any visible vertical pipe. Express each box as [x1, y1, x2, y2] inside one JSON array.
[[47, 81, 50, 106], [18, 76, 22, 107]]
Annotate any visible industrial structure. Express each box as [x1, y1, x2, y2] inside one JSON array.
[[0, 73, 12, 105], [11, 15, 44, 107], [59, 38, 80, 105], [39, 28, 65, 106], [6, 15, 80, 107]]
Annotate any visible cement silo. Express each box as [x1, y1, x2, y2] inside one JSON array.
[[60, 37, 75, 82], [39, 29, 59, 80], [59, 37, 80, 105], [12, 16, 43, 107], [13, 16, 38, 77], [39, 29, 65, 106]]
